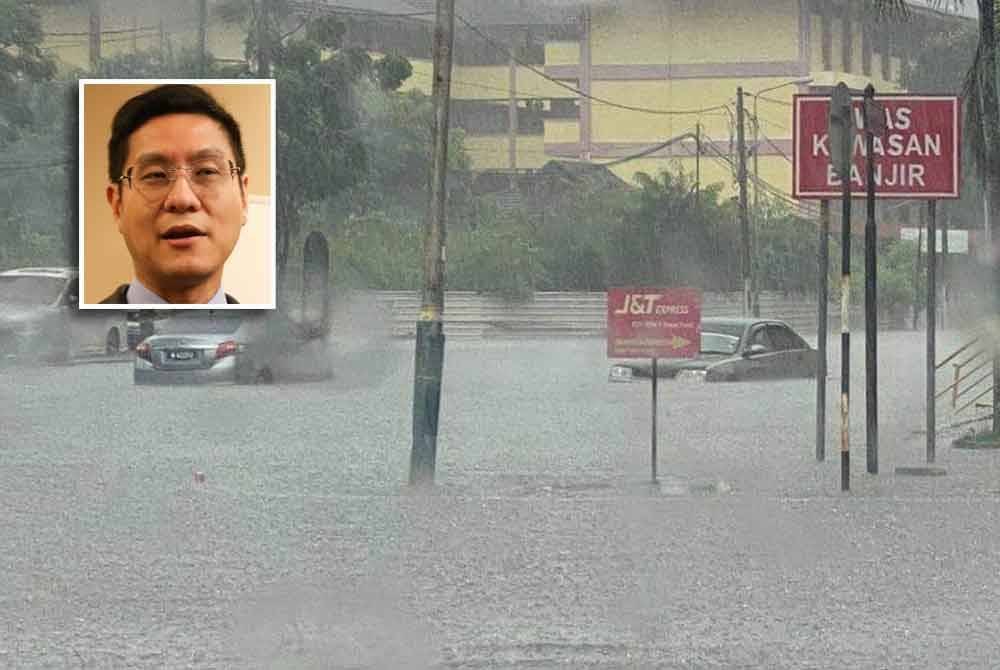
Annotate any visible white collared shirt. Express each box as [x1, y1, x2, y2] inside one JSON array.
[[126, 279, 227, 305]]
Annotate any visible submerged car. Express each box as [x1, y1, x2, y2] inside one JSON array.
[[0, 267, 126, 362], [610, 317, 817, 382], [133, 310, 332, 384]]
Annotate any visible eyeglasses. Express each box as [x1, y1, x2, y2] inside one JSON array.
[[117, 159, 241, 202]]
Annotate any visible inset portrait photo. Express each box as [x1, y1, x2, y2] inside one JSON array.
[[79, 79, 275, 309]]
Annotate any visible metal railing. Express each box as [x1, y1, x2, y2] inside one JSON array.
[[936, 332, 996, 429]]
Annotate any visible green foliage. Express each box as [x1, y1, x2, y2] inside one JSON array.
[[605, 170, 740, 290], [449, 214, 539, 302], [0, 78, 71, 267], [0, 0, 56, 140], [328, 211, 422, 290], [531, 188, 623, 291], [373, 54, 413, 91], [877, 239, 925, 314], [305, 16, 346, 50], [754, 202, 817, 294]]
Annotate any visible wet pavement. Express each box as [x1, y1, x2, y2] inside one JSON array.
[[3, 330, 1000, 668]]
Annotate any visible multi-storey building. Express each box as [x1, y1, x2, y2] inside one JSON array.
[[42, 1, 969, 208]]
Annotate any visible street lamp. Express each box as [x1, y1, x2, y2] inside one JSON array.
[[748, 76, 814, 316]]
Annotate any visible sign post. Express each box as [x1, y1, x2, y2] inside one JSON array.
[[830, 82, 854, 492], [794, 92, 961, 488], [863, 84, 887, 475], [607, 288, 702, 483]]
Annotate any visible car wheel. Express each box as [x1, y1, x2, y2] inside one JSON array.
[[105, 329, 120, 356], [255, 367, 274, 384]]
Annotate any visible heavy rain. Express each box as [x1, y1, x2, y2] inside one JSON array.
[[3, 1, 1000, 668]]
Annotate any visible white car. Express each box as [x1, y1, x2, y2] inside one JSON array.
[[0, 267, 127, 362], [134, 310, 333, 385]]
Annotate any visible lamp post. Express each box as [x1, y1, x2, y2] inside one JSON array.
[[749, 77, 814, 316]]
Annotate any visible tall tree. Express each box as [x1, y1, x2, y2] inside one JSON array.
[[0, 0, 56, 137], [216, 2, 414, 289]]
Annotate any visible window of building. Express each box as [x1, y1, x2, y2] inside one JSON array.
[[546, 98, 579, 120]]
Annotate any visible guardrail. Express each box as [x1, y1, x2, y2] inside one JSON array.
[[936, 330, 996, 429], [362, 290, 906, 339]]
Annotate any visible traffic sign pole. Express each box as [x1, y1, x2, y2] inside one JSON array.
[[830, 82, 853, 492], [864, 84, 881, 475], [651, 357, 658, 483], [927, 201, 937, 463]]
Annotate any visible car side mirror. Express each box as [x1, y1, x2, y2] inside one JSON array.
[[744, 343, 767, 357]]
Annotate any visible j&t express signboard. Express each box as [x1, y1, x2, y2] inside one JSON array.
[[607, 288, 701, 359]]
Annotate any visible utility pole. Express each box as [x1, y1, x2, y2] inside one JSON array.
[[410, 0, 455, 485], [508, 39, 517, 170], [695, 122, 701, 201], [941, 205, 949, 329], [256, 0, 271, 77], [751, 106, 760, 317], [927, 200, 937, 463], [736, 87, 751, 318], [863, 84, 882, 475], [198, 0, 208, 77], [88, 0, 101, 71]]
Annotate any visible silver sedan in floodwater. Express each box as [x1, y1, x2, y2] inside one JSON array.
[[610, 317, 817, 382], [133, 311, 332, 384]]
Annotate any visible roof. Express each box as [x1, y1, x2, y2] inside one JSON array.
[[301, 0, 579, 25], [702, 317, 792, 329], [0, 267, 77, 279], [537, 159, 630, 190]]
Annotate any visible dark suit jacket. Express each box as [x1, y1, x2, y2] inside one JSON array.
[[99, 284, 239, 305]]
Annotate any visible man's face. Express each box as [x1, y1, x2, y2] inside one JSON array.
[[106, 113, 248, 295]]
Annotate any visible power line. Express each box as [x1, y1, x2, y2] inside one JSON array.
[[703, 144, 817, 218], [289, 0, 434, 21], [748, 92, 793, 108], [45, 25, 160, 37], [398, 0, 730, 118], [456, 13, 730, 116], [756, 127, 794, 165]]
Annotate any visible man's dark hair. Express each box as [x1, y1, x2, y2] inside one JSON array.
[[108, 84, 246, 184]]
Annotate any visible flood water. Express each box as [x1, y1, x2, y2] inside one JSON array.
[[5, 331, 1000, 668]]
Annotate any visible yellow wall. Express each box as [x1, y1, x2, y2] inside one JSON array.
[[830, 18, 844, 72], [402, 58, 434, 95], [589, 79, 735, 143], [591, 0, 797, 65], [514, 135, 549, 169], [546, 119, 580, 145], [545, 42, 580, 66], [810, 14, 824, 71], [464, 135, 511, 170]]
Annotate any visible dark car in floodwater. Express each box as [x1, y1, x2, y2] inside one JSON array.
[[610, 317, 817, 382], [134, 310, 333, 385]]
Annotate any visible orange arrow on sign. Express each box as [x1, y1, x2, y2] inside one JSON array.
[[668, 335, 691, 350]]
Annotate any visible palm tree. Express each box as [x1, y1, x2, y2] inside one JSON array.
[[877, 0, 1000, 431]]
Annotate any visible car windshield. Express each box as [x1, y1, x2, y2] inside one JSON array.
[[700, 331, 740, 354], [0, 276, 65, 306], [156, 316, 243, 335]]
